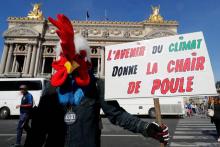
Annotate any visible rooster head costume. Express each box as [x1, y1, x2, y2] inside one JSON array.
[[48, 14, 92, 105]]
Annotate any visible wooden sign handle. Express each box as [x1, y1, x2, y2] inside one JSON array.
[[154, 98, 165, 147]]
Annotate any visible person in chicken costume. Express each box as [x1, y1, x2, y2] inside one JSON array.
[[24, 14, 169, 147]]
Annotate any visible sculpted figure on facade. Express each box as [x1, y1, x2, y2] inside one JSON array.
[[148, 5, 164, 23], [102, 30, 109, 38], [123, 31, 130, 38], [27, 3, 44, 19], [81, 29, 88, 38]]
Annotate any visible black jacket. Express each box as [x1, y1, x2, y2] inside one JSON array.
[[213, 103, 220, 120], [24, 81, 147, 147]]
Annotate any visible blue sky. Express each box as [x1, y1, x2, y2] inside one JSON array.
[[0, 0, 219, 82]]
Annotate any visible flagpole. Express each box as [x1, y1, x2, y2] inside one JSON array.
[[104, 9, 107, 21], [86, 10, 89, 21], [86, 10, 88, 21]]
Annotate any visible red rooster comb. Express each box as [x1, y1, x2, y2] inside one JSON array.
[[48, 14, 90, 87]]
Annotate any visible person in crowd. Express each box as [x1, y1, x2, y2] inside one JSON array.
[[13, 85, 33, 147], [191, 102, 196, 114], [209, 91, 220, 142], [184, 102, 189, 117], [187, 102, 193, 117]]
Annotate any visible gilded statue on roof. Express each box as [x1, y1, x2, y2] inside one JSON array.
[[148, 5, 164, 23], [27, 3, 44, 19]]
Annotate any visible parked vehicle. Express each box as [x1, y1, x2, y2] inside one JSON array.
[[110, 97, 185, 118], [98, 79, 185, 117], [0, 78, 49, 119]]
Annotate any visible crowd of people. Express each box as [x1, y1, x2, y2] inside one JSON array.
[[184, 91, 220, 143], [184, 101, 206, 117]]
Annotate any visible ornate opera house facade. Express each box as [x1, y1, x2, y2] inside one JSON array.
[[0, 4, 178, 80]]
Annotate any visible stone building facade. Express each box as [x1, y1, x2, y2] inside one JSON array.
[[0, 4, 178, 80]]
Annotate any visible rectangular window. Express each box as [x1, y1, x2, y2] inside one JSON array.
[[43, 57, 53, 73], [0, 81, 42, 91], [91, 58, 98, 74], [16, 55, 25, 72]]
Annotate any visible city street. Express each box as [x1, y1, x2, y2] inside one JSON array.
[[0, 1, 219, 147], [0, 115, 219, 147]]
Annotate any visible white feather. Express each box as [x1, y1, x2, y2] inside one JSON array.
[[55, 34, 91, 62], [74, 34, 91, 62]]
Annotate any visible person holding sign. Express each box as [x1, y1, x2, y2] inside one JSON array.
[[24, 14, 169, 147]]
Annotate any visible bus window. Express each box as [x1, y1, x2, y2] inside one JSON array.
[[17, 81, 42, 90], [0, 81, 42, 91], [0, 81, 18, 91]]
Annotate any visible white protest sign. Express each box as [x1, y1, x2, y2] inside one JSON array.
[[105, 32, 216, 99]]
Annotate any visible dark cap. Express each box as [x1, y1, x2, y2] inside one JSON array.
[[19, 85, 27, 90]]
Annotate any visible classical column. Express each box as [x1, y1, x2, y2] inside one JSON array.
[[29, 45, 37, 77], [24, 45, 32, 74], [0, 43, 9, 74], [100, 46, 105, 77], [5, 44, 14, 73], [34, 45, 41, 76], [97, 57, 100, 76], [23, 56, 27, 73], [12, 55, 16, 72], [15, 61, 18, 73], [41, 57, 45, 74]]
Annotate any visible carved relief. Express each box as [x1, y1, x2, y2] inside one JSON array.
[[90, 46, 101, 55], [43, 46, 56, 56], [110, 29, 121, 35], [91, 48, 98, 54], [90, 29, 101, 35], [43, 41, 58, 46], [14, 44, 28, 54], [18, 44, 26, 51], [4, 27, 39, 37], [81, 29, 88, 38], [131, 30, 142, 36], [123, 31, 130, 38], [102, 30, 109, 38], [145, 30, 176, 39]]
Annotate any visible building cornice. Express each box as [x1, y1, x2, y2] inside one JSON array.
[[7, 16, 178, 27], [7, 17, 45, 23], [71, 19, 178, 26]]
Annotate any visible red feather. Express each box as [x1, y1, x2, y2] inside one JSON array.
[[48, 14, 75, 61]]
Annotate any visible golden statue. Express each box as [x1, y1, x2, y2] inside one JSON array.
[[27, 3, 44, 19], [148, 5, 164, 23]]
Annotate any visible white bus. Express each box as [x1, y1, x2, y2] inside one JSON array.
[[0, 78, 49, 119], [109, 97, 185, 118], [98, 79, 185, 117]]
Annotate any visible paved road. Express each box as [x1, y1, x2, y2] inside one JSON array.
[[170, 116, 220, 147], [0, 117, 178, 147], [1, 116, 218, 147], [101, 117, 178, 147]]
